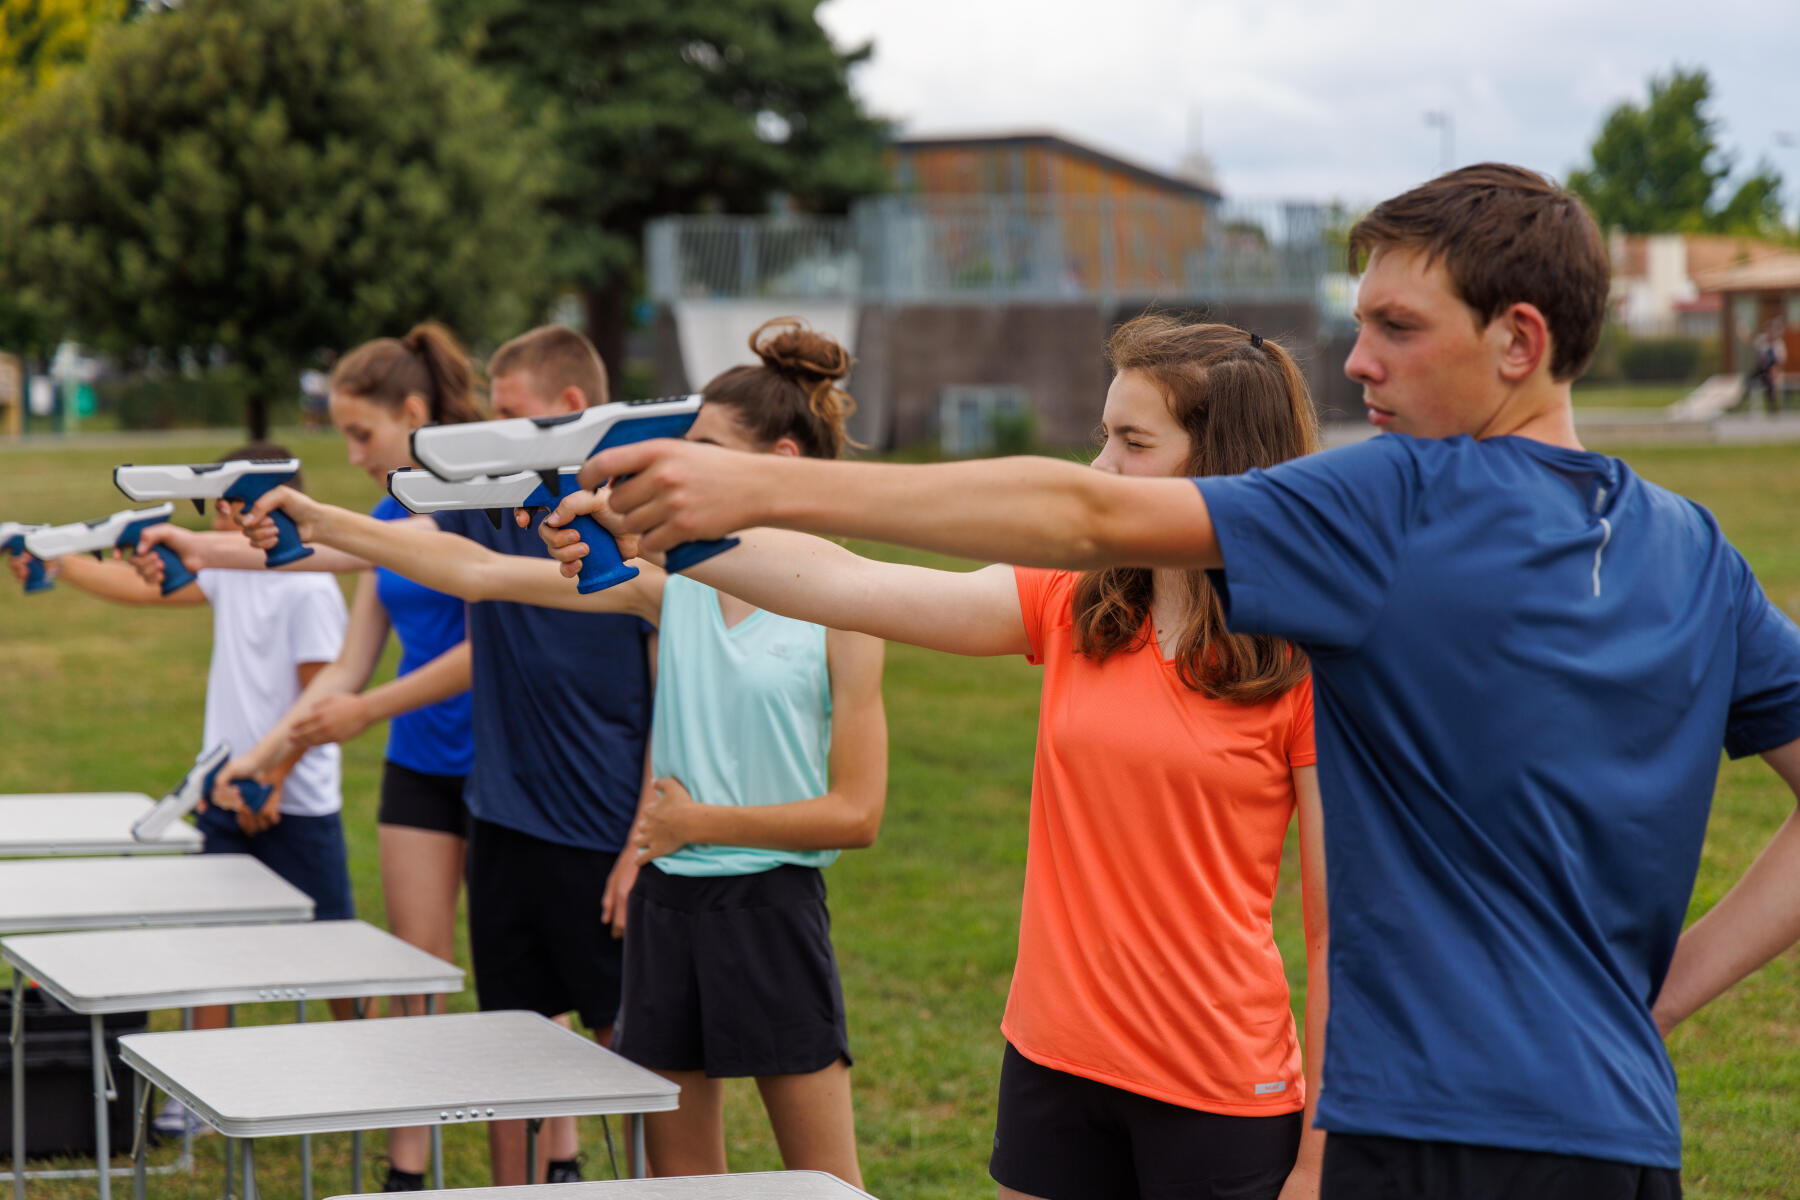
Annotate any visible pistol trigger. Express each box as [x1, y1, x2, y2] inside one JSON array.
[[484, 509, 504, 531], [192, 499, 206, 517], [538, 470, 562, 498]]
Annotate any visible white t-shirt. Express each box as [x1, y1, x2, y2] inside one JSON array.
[[196, 569, 348, 817]]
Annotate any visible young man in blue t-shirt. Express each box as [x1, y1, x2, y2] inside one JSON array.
[[584, 165, 1800, 1199]]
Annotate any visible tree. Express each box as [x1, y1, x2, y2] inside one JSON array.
[[0, 0, 556, 436], [440, 0, 890, 397], [1568, 67, 1787, 237], [0, 0, 128, 110]]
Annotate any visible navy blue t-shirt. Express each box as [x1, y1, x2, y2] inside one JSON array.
[[372, 496, 473, 777], [1195, 434, 1800, 1169], [432, 509, 652, 853]]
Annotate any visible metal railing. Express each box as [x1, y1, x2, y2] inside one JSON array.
[[646, 196, 1329, 305]]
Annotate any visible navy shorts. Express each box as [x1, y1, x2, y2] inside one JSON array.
[[614, 864, 850, 1079], [198, 806, 355, 921], [1322, 1134, 1681, 1200], [990, 1043, 1301, 1200]]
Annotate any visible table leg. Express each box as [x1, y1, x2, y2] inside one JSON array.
[[224, 1136, 233, 1200], [425, 995, 442, 1188], [180, 1009, 194, 1171], [223, 1007, 235, 1200], [350, 1132, 361, 1195], [90, 1015, 110, 1200], [631, 1114, 647, 1179], [131, 1075, 146, 1200], [525, 1117, 541, 1184], [295, 1002, 311, 1200], [241, 1140, 256, 1200], [11, 974, 24, 1200]]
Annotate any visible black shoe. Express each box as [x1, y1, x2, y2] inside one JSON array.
[[382, 1167, 426, 1192], [546, 1156, 583, 1184]]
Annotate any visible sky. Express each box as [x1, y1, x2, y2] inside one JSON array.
[[818, 0, 1800, 209]]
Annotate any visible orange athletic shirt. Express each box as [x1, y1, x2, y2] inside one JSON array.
[[1004, 566, 1316, 1115]]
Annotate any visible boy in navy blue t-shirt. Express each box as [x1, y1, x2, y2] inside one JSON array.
[[586, 165, 1800, 1200]]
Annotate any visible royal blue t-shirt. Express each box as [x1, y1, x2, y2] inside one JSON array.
[[431, 509, 652, 853], [1195, 434, 1800, 1169], [372, 496, 473, 777]]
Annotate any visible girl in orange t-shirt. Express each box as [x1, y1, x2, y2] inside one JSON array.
[[542, 316, 1328, 1200]]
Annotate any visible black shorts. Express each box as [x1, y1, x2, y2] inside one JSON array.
[[1321, 1134, 1682, 1200], [465, 818, 624, 1033], [377, 760, 469, 836], [990, 1043, 1301, 1200], [614, 864, 850, 1079]]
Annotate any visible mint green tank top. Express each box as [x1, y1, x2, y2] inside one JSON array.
[[650, 574, 837, 877]]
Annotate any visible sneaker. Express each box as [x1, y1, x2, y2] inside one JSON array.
[[545, 1156, 583, 1184], [381, 1166, 426, 1192], [150, 1095, 208, 1138]]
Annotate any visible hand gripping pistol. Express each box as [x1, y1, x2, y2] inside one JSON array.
[[114, 459, 313, 567]]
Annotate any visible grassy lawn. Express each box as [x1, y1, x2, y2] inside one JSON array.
[[2, 432, 1798, 1197], [1571, 382, 1696, 409]]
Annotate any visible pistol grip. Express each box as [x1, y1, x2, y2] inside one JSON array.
[[21, 557, 52, 594], [263, 509, 315, 568], [232, 778, 273, 814], [570, 514, 641, 595], [153, 544, 197, 596], [663, 536, 742, 575]]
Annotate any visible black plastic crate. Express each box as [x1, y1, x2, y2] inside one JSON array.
[[0, 987, 147, 1159]]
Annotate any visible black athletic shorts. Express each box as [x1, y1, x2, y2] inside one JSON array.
[[377, 760, 469, 836], [990, 1043, 1301, 1200], [1321, 1134, 1682, 1200], [465, 818, 624, 1033], [613, 864, 851, 1079]]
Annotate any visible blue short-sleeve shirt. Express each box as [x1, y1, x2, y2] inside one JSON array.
[[431, 508, 653, 852], [1195, 433, 1800, 1169], [371, 496, 473, 777]]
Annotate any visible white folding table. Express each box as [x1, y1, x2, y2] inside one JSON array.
[[121, 1012, 682, 1200], [3, 921, 462, 1200], [0, 855, 313, 1198], [327, 1172, 879, 1198], [0, 795, 200, 858]]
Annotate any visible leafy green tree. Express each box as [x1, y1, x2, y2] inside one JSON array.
[[0, 0, 555, 436], [1569, 67, 1787, 237], [441, 0, 890, 396], [0, 0, 128, 110]]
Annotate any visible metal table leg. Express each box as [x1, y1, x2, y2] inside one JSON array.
[[131, 1075, 147, 1200], [240, 1139, 256, 1200], [296, 1001, 311, 1200], [180, 1009, 193, 1171], [224, 1136, 233, 1200], [89, 1015, 110, 1200], [631, 1114, 648, 1179], [11, 974, 23, 1200], [525, 1117, 542, 1184], [425, 995, 442, 1189]]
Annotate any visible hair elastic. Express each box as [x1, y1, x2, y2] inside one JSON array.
[[1249, 332, 1264, 349]]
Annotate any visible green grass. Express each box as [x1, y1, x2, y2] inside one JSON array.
[[2, 433, 1799, 1197], [1571, 382, 1695, 409]]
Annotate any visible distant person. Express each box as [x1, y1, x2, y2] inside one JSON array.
[[299, 353, 334, 433], [1743, 319, 1786, 415], [584, 164, 1800, 1200]]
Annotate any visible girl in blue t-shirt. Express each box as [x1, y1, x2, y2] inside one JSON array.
[[214, 323, 483, 1189], [237, 320, 888, 1189]]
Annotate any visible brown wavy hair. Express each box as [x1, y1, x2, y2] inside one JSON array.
[[329, 322, 488, 425], [702, 318, 862, 460], [1072, 315, 1319, 703]]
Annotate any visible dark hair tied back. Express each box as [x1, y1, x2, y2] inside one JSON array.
[[700, 318, 861, 459]]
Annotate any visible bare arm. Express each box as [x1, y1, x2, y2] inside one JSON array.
[[1652, 736, 1800, 1034], [1283, 764, 1328, 1200], [289, 634, 474, 752], [583, 439, 1220, 571], [543, 494, 1028, 657], [635, 629, 888, 859], [246, 486, 663, 624], [137, 523, 375, 575], [40, 551, 207, 606]]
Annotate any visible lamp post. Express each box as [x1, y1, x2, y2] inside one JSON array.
[[1424, 110, 1454, 176]]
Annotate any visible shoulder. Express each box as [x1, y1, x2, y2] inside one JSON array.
[[1013, 565, 1076, 617]]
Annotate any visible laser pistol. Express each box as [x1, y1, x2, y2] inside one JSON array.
[[131, 744, 272, 843], [114, 459, 313, 567], [23, 504, 198, 595], [0, 523, 53, 593], [407, 393, 739, 591]]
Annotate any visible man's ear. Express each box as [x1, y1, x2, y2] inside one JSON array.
[[560, 386, 588, 413], [1495, 301, 1551, 384]]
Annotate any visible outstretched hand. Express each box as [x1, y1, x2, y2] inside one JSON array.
[[537, 488, 640, 577], [576, 439, 767, 555], [130, 523, 195, 586], [5, 552, 54, 587], [236, 485, 322, 551]]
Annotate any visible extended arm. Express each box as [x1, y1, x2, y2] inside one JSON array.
[[1284, 764, 1328, 1200], [1652, 736, 1800, 1034], [583, 439, 1220, 571], [244, 486, 662, 624], [136, 523, 374, 575], [36, 551, 205, 606], [636, 629, 888, 860]]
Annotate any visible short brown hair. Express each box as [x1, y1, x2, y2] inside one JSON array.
[[331, 323, 487, 425], [1072, 316, 1316, 703], [1347, 163, 1610, 381], [488, 325, 608, 408], [702, 318, 860, 460]]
